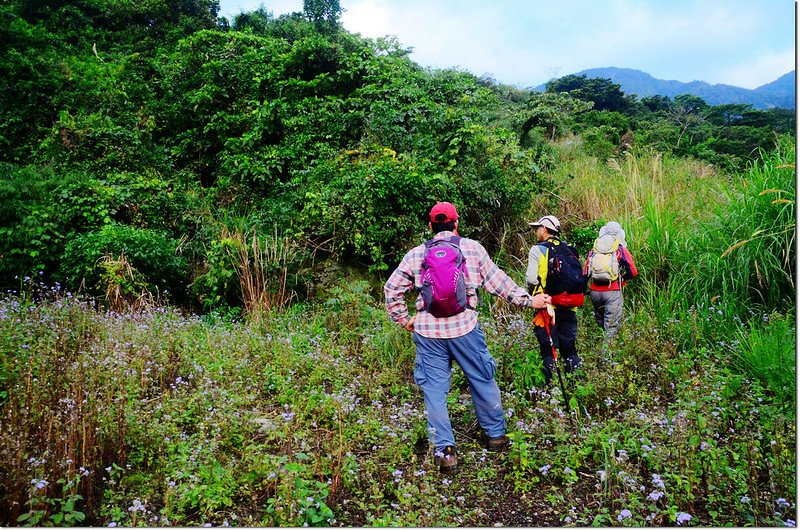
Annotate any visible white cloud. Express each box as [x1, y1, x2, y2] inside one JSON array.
[[341, 0, 392, 37], [716, 48, 796, 89], [218, 0, 795, 88], [218, 0, 302, 19]]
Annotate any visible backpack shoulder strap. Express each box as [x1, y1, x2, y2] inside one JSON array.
[[537, 240, 553, 252], [536, 241, 554, 265], [594, 234, 619, 253]]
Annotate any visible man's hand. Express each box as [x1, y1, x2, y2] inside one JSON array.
[[531, 292, 551, 309], [403, 315, 416, 332]]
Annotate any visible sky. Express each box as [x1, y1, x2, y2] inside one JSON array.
[[216, 0, 797, 90]]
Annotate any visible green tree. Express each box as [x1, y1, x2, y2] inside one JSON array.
[[669, 94, 709, 149], [704, 103, 754, 126], [546, 74, 631, 112], [520, 92, 592, 142], [673, 93, 708, 115], [232, 6, 273, 34], [640, 94, 672, 113], [303, 0, 341, 33]]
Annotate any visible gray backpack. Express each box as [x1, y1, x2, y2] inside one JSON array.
[[588, 234, 620, 283]]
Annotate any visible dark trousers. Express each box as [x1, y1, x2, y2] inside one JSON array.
[[534, 308, 579, 384]]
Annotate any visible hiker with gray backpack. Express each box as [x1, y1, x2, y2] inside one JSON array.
[[583, 221, 638, 343], [384, 202, 551, 473]]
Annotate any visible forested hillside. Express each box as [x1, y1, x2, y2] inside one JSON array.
[[540, 67, 796, 110], [0, 0, 795, 527]]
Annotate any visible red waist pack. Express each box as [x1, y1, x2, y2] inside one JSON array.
[[550, 292, 585, 308]]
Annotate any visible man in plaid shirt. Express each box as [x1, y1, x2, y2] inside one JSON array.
[[384, 202, 550, 473]]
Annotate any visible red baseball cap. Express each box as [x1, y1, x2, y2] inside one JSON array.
[[430, 202, 459, 222]]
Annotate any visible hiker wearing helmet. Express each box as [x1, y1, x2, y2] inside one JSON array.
[[384, 202, 551, 474], [526, 215, 586, 385], [583, 221, 638, 343]]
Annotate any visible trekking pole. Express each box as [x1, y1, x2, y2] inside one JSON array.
[[542, 305, 571, 416]]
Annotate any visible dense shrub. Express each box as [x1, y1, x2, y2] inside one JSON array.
[[581, 126, 618, 159], [38, 111, 164, 173], [0, 164, 63, 282], [59, 224, 188, 302], [0, 164, 202, 290], [296, 148, 445, 271]]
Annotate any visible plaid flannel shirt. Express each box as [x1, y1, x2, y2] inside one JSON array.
[[384, 231, 536, 339]]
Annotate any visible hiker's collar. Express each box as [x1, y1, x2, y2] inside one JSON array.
[[434, 230, 458, 239]]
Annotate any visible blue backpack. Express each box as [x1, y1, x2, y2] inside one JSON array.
[[539, 240, 586, 296], [420, 236, 469, 318]]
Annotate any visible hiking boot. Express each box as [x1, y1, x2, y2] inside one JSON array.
[[434, 446, 458, 473], [487, 435, 509, 451]]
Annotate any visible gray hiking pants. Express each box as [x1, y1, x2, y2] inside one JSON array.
[[590, 289, 624, 340]]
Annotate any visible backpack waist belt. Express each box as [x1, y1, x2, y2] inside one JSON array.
[[591, 279, 621, 289]]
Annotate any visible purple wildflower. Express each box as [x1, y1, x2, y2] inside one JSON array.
[[651, 474, 665, 489], [647, 490, 665, 502], [676, 512, 692, 525]]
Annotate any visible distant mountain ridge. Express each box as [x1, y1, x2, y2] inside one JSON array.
[[534, 67, 795, 110]]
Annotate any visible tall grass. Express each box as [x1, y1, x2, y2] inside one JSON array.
[[548, 138, 794, 316], [539, 146, 731, 313], [547, 146, 726, 228], [661, 137, 795, 314], [731, 312, 795, 408], [628, 198, 684, 287], [97, 252, 157, 312], [221, 225, 302, 320], [711, 139, 795, 309]]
